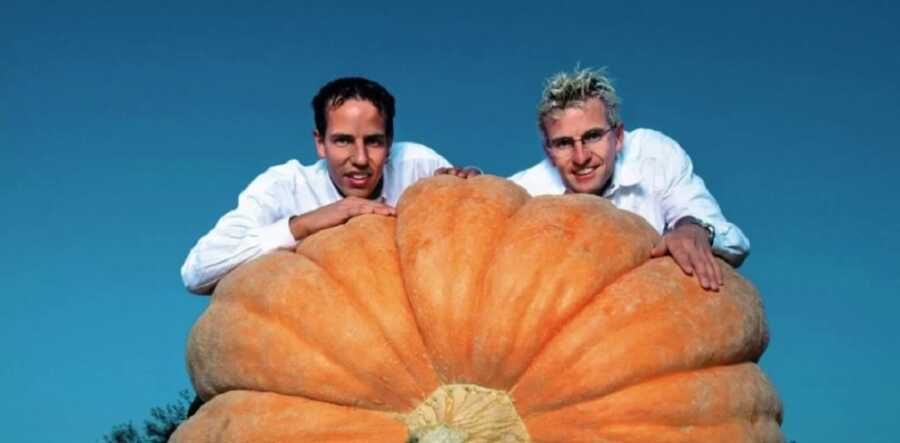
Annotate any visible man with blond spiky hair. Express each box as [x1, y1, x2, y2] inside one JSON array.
[[510, 68, 749, 291]]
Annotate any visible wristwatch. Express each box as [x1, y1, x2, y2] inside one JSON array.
[[673, 216, 715, 245]]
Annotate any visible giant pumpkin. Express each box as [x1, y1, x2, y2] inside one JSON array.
[[172, 175, 784, 443]]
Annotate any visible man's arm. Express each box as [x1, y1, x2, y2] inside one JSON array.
[[180, 164, 301, 294], [645, 131, 750, 290], [287, 197, 395, 239], [181, 164, 397, 295]]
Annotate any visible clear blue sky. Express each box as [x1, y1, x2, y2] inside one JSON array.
[[2, 1, 898, 442]]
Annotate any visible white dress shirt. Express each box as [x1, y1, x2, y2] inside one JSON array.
[[181, 141, 451, 294], [509, 128, 750, 265]]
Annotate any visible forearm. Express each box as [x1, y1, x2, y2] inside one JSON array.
[[667, 208, 749, 268], [181, 163, 304, 294], [181, 215, 296, 294], [636, 129, 749, 267], [288, 212, 322, 241], [663, 174, 750, 267], [710, 222, 750, 267]]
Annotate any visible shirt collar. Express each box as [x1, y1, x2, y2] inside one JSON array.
[[602, 143, 640, 197], [314, 160, 342, 204], [538, 158, 567, 195]]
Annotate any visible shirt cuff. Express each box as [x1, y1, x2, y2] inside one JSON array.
[[255, 216, 298, 252]]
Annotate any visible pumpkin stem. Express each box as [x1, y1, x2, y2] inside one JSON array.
[[402, 384, 529, 442], [409, 424, 465, 443]]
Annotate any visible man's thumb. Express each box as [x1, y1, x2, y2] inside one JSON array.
[[650, 238, 667, 257]]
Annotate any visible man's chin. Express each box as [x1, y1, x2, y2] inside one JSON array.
[[565, 180, 604, 195], [340, 187, 375, 199]]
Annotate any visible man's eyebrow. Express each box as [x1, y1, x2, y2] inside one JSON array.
[[550, 128, 607, 142], [583, 126, 608, 134]]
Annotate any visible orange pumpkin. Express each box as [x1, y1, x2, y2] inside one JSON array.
[[172, 175, 783, 443]]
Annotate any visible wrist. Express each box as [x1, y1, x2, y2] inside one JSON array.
[[673, 216, 715, 245], [289, 214, 310, 240]]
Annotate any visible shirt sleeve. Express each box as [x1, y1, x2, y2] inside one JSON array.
[[180, 165, 300, 294], [393, 142, 452, 189], [409, 142, 453, 174], [656, 136, 751, 267], [420, 151, 452, 176]]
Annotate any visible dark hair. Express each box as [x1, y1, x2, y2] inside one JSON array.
[[312, 77, 395, 139]]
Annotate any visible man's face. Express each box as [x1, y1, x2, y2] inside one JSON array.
[[541, 98, 624, 195], [315, 98, 391, 199]]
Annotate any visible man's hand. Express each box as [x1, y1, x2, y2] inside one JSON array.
[[434, 166, 482, 178], [650, 223, 723, 291], [289, 197, 395, 240]]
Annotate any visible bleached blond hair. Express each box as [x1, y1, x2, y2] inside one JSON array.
[[537, 67, 622, 136]]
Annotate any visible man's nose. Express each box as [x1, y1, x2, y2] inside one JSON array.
[[351, 142, 369, 166], [572, 142, 590, 165]]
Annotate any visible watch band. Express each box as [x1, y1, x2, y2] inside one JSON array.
[[673, 216, 715, 245]]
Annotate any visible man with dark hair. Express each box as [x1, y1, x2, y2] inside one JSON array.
[[181, 77, 453, 294], [510, 68, 749, 291], [312, 77, 396, 148]]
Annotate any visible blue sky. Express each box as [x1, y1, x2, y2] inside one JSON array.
[[2, 1, 898, 442]]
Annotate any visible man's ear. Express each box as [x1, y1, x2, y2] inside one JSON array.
[[313, 130, 325, 158], [614, 124, 625, 154], [543, 141, 557, 166]]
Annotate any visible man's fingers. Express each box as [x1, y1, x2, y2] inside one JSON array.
[[650, 238, 668, 257], [373, 205, 396, 216], [695, 242, 721, 291], [462, 167, 483, 178], [350, 202, 378, 216], [694, 241, 722, 290], [435, 166, 465, 177], [687, 241, 709, 288], [709, 250, 724, 286], [372, 200, 396, 214], [683, 247, 705, 287], [694, 251, 714, 290], [435, 166, 482, 179], [359, 201, 396, 217], [656, 229, 725, 291], [670, 245, 694, 275], [349, 204, 369, 217]]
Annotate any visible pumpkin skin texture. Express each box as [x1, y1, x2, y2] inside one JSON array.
[[173, 175, 783, 443]]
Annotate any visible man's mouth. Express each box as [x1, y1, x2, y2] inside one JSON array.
[[573, 166, 597, 178], [345, 171, 372, 187]]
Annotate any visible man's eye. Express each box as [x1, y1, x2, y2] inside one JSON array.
[[582, 129, 604, 144], [364, 137, 387, 147], [552, 139, 574, 149], [332, 137, 353, 146]]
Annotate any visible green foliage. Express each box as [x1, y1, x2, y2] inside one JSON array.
[[101, 390, 192, 443], [103, 423, 140, 443]]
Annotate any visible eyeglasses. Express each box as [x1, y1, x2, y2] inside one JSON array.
[[546, 126, 617, 152]]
